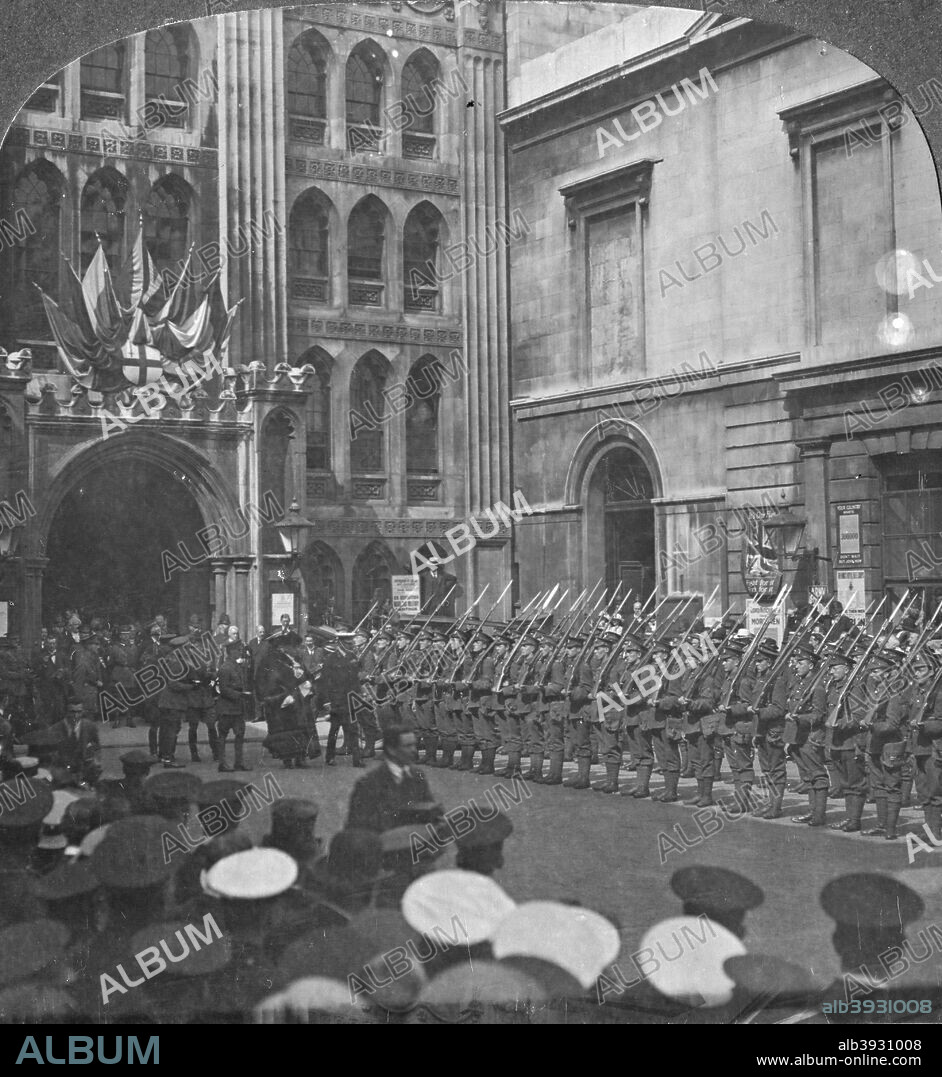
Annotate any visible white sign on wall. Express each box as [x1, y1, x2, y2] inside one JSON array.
[[392, 575, 421, 615], [745, 599, 786, 645]]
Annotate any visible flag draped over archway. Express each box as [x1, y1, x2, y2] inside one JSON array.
[[36, 228, 242, 395]]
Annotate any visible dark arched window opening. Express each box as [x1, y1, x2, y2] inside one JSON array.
[[289, 191, 330, 303], [406, 356, 441, 498], [401, 51, 440, 157], [300, 349, 332, 473], [346, 42, 384, 152], [404, 203, 443, 312], [9, 163, 63, 341], [287, 31, 328, 143], [352, 542, 394, 625], [348, 198, 386, 307], [81, 170, 128, 274], [350, 352, 388, 474], [597, 446, 656, 601], [142, 176, 191, 278]]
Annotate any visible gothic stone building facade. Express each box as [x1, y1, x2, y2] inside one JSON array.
[[0, 1, 511, 641]]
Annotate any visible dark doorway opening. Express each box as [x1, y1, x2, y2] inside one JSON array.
[[44, 458, 209, 631]]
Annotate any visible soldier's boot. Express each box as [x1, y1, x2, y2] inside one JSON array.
[[806, 789, 829, 827], [147, 726, 159, 757], [751, 781, 773, 816], [233, 736, 250, 772], [216, 732, 231, 772], [653, 771, 680, 803], [884, 802, 902, 840], [421, 735, 439, 766], [455, 745, 476, 771], [924, 804, 942, 842], [542, 751, 564, 786], [829, 793, 864, 832], [762, 790, 785, 820], [792, 790, 815, 824], [523, 752, 545, 782], [628, 765, 653, 798], [351, 741, 364, 769], [590, 748, 600, 766], [696, 778, 715, 808], [188, 725, 201, 763], [435, 740, 457, 768], [732, 782, 753, 814], [863, 797, 888, 836], [498, 750, 522, 779], [564, 757, 591, 789], [682, 780, 706, 806], [563, 746, 574, 763], [593, 763, 620, 794], [475, 747, 497, 775], [901, 774, 914, 808]]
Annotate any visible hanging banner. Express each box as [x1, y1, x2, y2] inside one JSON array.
[[835, 503, 863, 566], [740, 510, 782, 597], [392, 575, 421, 615]]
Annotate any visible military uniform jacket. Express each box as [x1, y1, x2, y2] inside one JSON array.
[[714, 671, 758, 737], [910, 684, 942, 756], [569, 656, 598, 713], [869, 684, 910, 757], [106, 643, 140, 688], [469, 653, 497, 707], [216, 655, 252, 718], [412, 650, 435, 700], [683, 663, 723, 735], [542, 654, 571, 704], [823, 678, 867, 751], [610, 656, 648, 728], [783, 669, 826, 746], [746, 671, 787, 738], [0, 648, 27, 697]]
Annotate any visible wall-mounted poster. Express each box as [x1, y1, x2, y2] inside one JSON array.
[[836, 503, 863, 566]]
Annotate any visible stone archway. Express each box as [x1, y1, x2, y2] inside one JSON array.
[[35, 431, 243, 634]]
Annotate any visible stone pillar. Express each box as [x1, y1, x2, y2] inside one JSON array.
[[217, 9, 288, 369], [797, 438, 832, 591], [22, 556, 48, 646], [458, 35, 511, 617], [210, 558, 230, 623], [232, 557, 254, 636]]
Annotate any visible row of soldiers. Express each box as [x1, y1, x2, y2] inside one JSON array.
[[343, 593, 942, 845]]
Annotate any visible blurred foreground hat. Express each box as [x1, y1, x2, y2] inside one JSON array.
[[0, 776, 53, 829], [204, 848, 298, 899], [402, 870, 516, 945], [420, 961, 546, 1007], [640, 916, 746, 1007], [91, 816, 179, 889], [0, 919, 71, 988], [130, 920, 231, 977], [820, 873, 923, 930], [454, 811, 513, 849], [490, 902, 619, 989], [35, 858, 99, 901], [670, 866, 764, 927]]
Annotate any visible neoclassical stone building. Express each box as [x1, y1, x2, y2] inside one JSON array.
[[0, 1, 511, 641]]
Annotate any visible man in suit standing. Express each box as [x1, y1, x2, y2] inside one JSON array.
[[48, 697, 101, 788], [345, 725, 438, 832]]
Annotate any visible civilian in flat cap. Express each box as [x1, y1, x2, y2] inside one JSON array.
[[46, 697, 101, 789], [346, 724, 439, 833], [455, 810, 513, 877]]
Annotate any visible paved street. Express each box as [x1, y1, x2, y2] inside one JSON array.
[[98, 723, 942, 992]]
